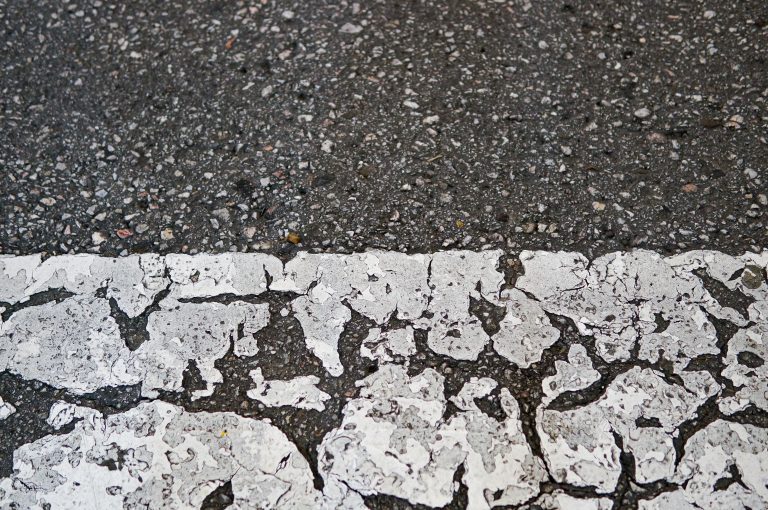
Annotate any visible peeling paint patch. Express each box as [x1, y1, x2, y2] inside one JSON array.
[[360, 326, 416, 363], [275, 252, 430, 375], [0, 296, 139, 393], [720, 303, 768, 414], [135, 300, 270, 398], [247, 368, 331, 411], [493, 288, 560, 367], [319, 364, 547, 509], [0, 402, 324, 509], [0, 398, 15, 421], [541, 344, 600, 404], [419, 250, 504, 360], [672, 420, 768, 509], [538, 367, 719, 491], [0, 296, 269, 398]]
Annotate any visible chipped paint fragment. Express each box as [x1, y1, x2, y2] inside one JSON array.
[[493, 288, 560, 367], [541, 344, 601, 404], [360, 326, 416, 363], [247, 368, 331, 411], [0, 397, 16, 421]]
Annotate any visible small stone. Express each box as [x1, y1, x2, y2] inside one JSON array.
[[523, 223, 536, 233], [725, 115, 744, 128], [593, 201, 606, 211], [634, 107, 651, 119], [681, 183, 698, 193], [422, 115, 439, 125], [742, 265, 765, 290], [160, 228, 174, 240], [286, 232, 302, 244], [91, 232, 107, 245], [358, 166, 375, 178], [40, 197, 56, 206], [115, 229, 133, 239], [339, 23, 362, 34]]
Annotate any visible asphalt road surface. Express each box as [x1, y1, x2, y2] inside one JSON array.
[[1, 0, 767, 509]]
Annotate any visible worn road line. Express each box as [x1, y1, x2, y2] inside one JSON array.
[[0, 250, 766, 509]]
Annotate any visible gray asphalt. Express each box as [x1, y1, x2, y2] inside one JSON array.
[[1, 1, 767, 509], [1, 0, 766, 258]]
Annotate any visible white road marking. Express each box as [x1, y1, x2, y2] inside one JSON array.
[[0, 249, 766, 508]]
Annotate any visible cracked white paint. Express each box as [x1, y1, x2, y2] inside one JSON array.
[[493, 288, 560, 367], [517, 250, 746, 370], [247, 368, 331, 411], [0, 402, 325, 509], [360, 326, 416, 363], [275, 251, 430, 375], [418, 250, 504, 360], [319, 365, 547, 509], [541, 344, 601, 404], [0, 249, 766, 508], [166, 253, 281, 299], [538, 367, 719, 491]]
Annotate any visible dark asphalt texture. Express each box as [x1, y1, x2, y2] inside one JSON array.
[[1, 2, 767, 509], [1, 0, 766, 259]]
